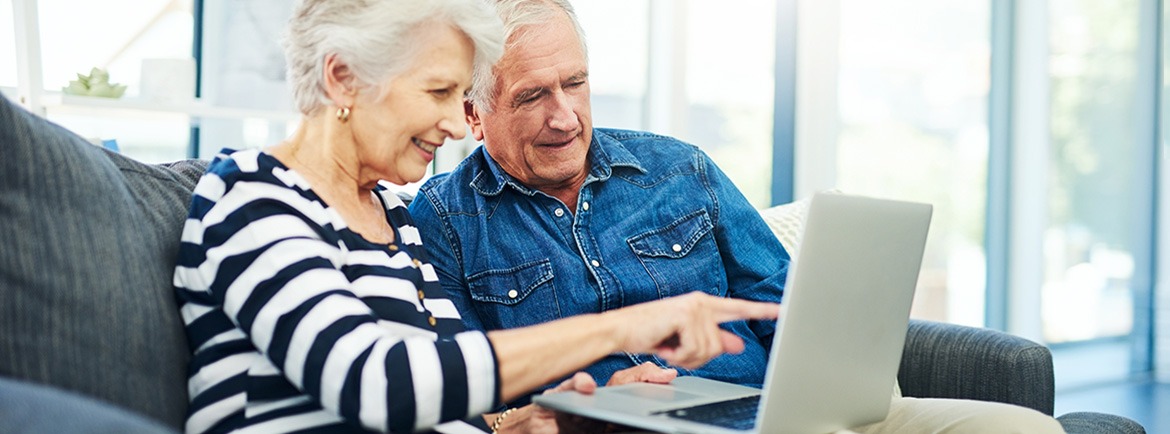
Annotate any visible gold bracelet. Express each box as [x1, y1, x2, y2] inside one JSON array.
[[490, 407, 519, 433]]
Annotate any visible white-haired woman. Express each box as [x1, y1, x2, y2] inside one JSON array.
[[172, 0, 778, 433]]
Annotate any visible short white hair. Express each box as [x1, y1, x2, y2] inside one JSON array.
[[467, 0, 589, 112], [283, 0, 504, 115]]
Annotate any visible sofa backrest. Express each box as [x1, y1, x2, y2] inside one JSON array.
[[0, 95, 208, 429]]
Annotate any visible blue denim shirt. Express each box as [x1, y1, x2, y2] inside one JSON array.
[[409, 128, 790, 405]]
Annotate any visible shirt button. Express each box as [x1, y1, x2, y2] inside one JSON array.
[[554, 208, 565, 217], [507, 289, 519, 299], [388, 244, 399, 251], [418, 290, 425, 300], [428, 316, 437, 326], [412, 258, 421, 267], [672, 244, 682, 252], [582, 202, 590, 211], [591, 259, 600, 267]]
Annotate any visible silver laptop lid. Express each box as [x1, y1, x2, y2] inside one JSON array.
[[756, 193, 932, 433]]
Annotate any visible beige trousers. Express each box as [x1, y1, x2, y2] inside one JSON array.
[[614, 383, 1065, 434], [846, 384, 1065, 434]]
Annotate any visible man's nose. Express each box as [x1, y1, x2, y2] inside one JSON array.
[[546, 91, 577, 131]]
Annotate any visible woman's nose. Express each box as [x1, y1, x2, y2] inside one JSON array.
[[439, 105, 467, 140]]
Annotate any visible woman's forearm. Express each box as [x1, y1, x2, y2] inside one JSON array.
[[486, 293, 779, 404], [487, 312, 621, 402]]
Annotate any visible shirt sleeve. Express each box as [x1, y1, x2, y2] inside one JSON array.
[[190, 177, 500, 433], [700, 153, 791, 350]]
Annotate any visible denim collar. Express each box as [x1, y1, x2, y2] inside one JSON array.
[[470, 129, 648, 197]]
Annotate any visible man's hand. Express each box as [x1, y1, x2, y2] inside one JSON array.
[[606, 362, 677, 386]]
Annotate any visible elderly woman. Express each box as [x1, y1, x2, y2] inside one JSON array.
[[172, 0, 778, 433]]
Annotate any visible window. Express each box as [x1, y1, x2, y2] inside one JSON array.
[[36, 0, 192, 98], [806, 0, 1157, 387], [32, 0, 195, 162], [682, 0, 776, 207], [1043, 0, 1146, 344], [576, 0, 776, 208], [196, 0, 297, 159], [574, 0, 648, 132], [835, 0, 991, 325]]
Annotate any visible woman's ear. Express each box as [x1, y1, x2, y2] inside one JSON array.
[[322, 53, 358, 106]]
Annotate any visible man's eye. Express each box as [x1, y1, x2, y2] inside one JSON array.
[[431, 88, 452, 97], [566, 81, 585, 89], [519, 92, 542, 104]]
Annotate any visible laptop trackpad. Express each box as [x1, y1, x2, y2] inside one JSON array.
[[599, 377, 762, 412], [610, 384, 708, 403]]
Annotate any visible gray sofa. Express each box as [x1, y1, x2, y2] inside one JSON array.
[[0, 94, 1144, 433]]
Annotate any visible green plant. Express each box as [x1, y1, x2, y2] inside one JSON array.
[[63, 67, 127, 98]]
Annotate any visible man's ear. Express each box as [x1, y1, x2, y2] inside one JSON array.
[[464, 100, 485, 141], [323, 53, 358, 107]]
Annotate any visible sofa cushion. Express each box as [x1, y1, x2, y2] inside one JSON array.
[[0, 95, 207, 428]]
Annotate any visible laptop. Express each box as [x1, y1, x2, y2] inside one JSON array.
[[533, 192, 933, 434]]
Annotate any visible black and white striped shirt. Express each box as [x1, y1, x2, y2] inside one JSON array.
[[174, 149, 499, 433]]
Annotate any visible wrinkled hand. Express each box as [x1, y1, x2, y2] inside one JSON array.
[[606, 362, 677, 386], [522, 365, 675, 434], [608, 292, 779, 369], [519, 372, 604, 434]]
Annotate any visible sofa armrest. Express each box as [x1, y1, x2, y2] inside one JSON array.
[[1057, 412, 1147, 434], [897, 319, 1055, 415], [0, 377, 178, 434]]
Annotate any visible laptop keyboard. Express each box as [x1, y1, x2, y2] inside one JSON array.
[[653, 395, 761, 431]]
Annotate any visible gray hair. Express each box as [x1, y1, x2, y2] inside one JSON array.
[[283, 0, 505, 115], [467, 0, 589, 112]]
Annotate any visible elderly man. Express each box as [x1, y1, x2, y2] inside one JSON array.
[[409, 0, 1064, 432]]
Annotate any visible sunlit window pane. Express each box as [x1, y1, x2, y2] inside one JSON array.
[[683, 0, 776, 208], [1042, 0, 1140, 343], [837, 0, 990, 326], [37, 0, 192, 97], [31, 0, 194, 162], [574, 0, 648, 132]]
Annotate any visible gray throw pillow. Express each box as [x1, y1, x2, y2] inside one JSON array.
[[0, 95, 207, 429]]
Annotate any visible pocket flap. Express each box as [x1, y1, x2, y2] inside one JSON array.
[[467, 259, 554, 306], [628, 210, 714, 259]]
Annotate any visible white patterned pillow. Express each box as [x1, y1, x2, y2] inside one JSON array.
[[758, 190, 841, 255]]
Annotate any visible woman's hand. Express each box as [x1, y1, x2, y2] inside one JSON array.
[[513, 363, 677, 434], [493, 372, 601, 434], [508, 372, 600, 434], [605, 292, 780, 369]]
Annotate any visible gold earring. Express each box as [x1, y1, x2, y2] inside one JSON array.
[[336, 106, 351, 123]]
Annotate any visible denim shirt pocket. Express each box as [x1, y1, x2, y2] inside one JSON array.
[[466, 259, 560, 329], [627, 209, 724, 298]]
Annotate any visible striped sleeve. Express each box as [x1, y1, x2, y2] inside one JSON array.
[[185, 172, 500, 432]]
